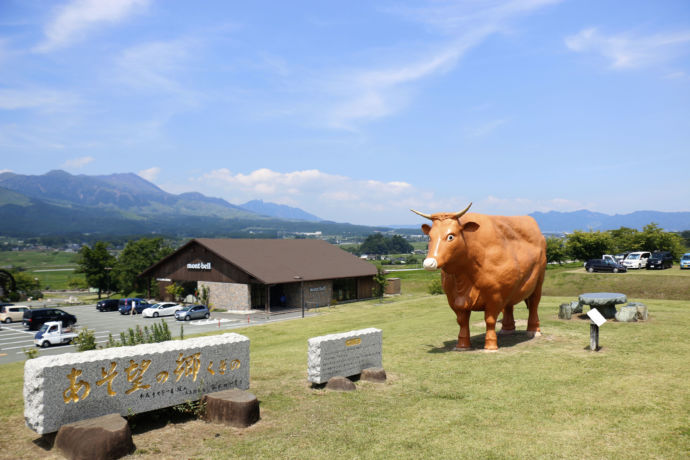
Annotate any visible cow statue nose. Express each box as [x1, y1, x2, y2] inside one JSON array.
[[423, 258, 438, 270]]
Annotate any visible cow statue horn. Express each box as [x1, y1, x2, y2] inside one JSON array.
[[452, 202, 473, 219], [410, 209, 432, 220]]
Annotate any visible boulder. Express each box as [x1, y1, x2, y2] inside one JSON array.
[[361, 367, 387, 383], [54, 413, 134, 460], [615, 306, 638, 322], [558, 303, 572, 320], [628, 302, 648, 321], [203, 389, 260, 428], [325, 376, 356, 392], [571, 301, 583, 314]]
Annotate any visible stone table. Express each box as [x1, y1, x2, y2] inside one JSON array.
[[578, 292, 627, 319]]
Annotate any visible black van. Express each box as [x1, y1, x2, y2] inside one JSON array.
[[22, 308, 77, 331], [96, 299, 120, 312]]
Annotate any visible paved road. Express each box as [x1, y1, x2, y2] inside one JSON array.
[[0, 304, 313, 365]]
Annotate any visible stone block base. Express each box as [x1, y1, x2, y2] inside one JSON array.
[[615, 306, 638, 322], [203, 389, 260, 428], [325, 376, 356, 391], [558, 303, 572, 319], [55, 413, 134, 460], [361, 367, 387, 383]]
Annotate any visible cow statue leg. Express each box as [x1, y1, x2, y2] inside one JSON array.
[[498, 304, 516, 335], [454, 309, 471, 350], [483, 310, 499, 351], [525, 282, 543, 338]]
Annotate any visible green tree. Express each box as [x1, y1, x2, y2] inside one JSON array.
[[11, 271, 41, 297], [359, 233, 389, 255], [679, 230, 690, 251], [609, 227, 639, 253], [545, 237, 567, 264], [166, 283, 185, 302], [114, 238, 173, 296], [76, 242, 116, 299], [373, 267, 387, 297], [388, 235, 414, 254], [359, 233, 413, 255], [565, 231, 614, 261], [634, 223, 685, 258]]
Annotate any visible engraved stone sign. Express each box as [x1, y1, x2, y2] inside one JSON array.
[[24, 333, 249, 434], [307, 328, 382, 384]]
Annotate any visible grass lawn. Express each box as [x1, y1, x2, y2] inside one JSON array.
[[1, 285, 689, 459], [0, 250, 83, 291]]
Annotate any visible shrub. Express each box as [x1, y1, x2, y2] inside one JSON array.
[[73, 327, 97, 351], [428, 278, 444, 295], [23, 347, 38, 360], [110, 320, 173, 347]]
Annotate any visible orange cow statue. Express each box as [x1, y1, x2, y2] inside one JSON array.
[[412, 203, 546, 351]]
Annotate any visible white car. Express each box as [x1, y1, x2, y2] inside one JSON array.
[[621, 251, 651, 269], [142, 302, 183, 318]]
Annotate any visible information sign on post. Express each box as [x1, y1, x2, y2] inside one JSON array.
[[586, 309, 607, 351]]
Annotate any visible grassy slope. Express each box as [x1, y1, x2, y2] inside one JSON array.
[[0, 251, 82, 290], [2, 291, 689, 459]]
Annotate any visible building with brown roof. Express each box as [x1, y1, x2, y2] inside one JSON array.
[[139, 238, 378, 312]]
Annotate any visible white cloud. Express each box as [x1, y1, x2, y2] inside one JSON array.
[[138, 167, 160, 182], [465, 118, 507, 138], [35, 0, 150, 52], [61, 156, 94, 169], [0, 169, 13, 174], [565, 27, 690, 69], [0, 88, 79, 112], [114, 39, 201, 105], [481, 196, 588, 215], [159, 168, 593, 225], [320, 0, 560, 129], [177, 167, 452, 225]]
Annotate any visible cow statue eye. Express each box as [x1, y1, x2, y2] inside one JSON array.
[[447, 234, 455, 242]]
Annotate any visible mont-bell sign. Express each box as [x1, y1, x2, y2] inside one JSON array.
[[187, 262, 212, 270]]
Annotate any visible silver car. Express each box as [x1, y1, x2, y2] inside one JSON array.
[[142, 302, 183, 318], [174, 305, 210, 321]]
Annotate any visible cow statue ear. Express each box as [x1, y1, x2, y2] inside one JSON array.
[[421, 224, 431, 235], [459, 220, 479, 232]]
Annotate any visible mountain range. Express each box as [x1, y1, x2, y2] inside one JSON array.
[[530, 210, 690, 233], [0, 170, 389, 237], [0, 170, 688, 237]]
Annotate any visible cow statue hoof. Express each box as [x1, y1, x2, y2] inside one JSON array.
[[482, 348, 499, 353], [526, 330, 542, 338], [453, 346, 472, 352]]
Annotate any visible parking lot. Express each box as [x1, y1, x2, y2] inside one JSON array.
[[0, 303, 311, 365]]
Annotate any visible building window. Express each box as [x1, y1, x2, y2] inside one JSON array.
[[250, 284, 266, 308], [333, 278, 357, 301]]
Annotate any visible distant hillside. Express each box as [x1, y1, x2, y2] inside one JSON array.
[[530, 210, 690, 233], [240, 199, 321, 221], [0, 170, 257, 219], [0, 171, 383, 237]]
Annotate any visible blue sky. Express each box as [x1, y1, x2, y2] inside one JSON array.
[[1, 0, 689, 226]]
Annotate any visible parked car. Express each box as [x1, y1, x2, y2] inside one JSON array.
[[602, 254, 617, 264], [118, 298, 152, 315], [96, 299, 120, 312], [34, 321, 77, 348], [680, 253, 690, 270], [23, 308, 77, 331], [174, 304, 210, 321], [621, 251, 651, 269], [646, 251, 673, 270], [0, 304, 29, 323], [614, 252, 630, 263], [584, 259, 627, 273], [142, 302, 183, 318]]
